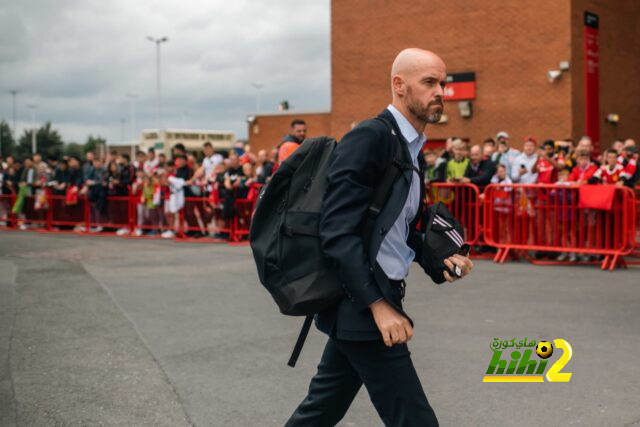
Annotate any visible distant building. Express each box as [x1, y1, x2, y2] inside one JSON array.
[[249, 0, 640, 154], [139, 128, 236, 155]]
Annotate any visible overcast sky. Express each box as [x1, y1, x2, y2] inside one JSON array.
[[0, 0, 330, 145]]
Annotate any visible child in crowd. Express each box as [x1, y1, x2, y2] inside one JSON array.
[[552, 168, 578, 262], [132, 169, 147, 236], [568, 151, 598, 184], [489, 164, 512, 244]]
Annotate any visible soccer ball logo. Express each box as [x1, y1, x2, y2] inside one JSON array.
[[536, 341, 553, 359]]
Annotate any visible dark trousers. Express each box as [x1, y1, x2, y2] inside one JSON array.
[[285, 337, 438, 427]]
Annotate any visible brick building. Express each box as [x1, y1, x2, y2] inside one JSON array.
[[248, 0, 640, 153]]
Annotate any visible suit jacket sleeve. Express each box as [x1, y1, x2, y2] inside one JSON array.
[[467, 159, 495, 186], [320, 123, 390, 311]]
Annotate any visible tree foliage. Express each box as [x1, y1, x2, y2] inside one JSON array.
[[16, 122, 64, 159], [0, 120, 15, 158], [7, 122, 108, 160]]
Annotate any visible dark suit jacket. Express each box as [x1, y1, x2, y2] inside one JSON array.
[[316, 109, 426, 341], [464, 158, 495, 187]]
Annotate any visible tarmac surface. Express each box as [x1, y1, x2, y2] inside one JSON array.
[[0, 231, 639, 427]]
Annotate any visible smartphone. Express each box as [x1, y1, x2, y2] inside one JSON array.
[[448, 244, 470, 278]]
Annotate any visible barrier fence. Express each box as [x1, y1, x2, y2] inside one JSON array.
[[0, 184, 263, 243], [1, 183, 638, 270], [483, 184, 636, 270]]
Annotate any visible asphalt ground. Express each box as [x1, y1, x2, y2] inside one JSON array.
[[0, 231, 639, 427]]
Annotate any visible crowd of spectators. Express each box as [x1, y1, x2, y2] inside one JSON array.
[[423, 132, 639, 262], [424, 132, 639, 189], [0, 140, 278, 238], [1, 120, 638, 252]]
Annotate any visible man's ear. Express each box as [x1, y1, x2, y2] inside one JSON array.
[[392, 75, 405, 96]]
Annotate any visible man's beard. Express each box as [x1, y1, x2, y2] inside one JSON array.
[[406, 87, 443, 124]]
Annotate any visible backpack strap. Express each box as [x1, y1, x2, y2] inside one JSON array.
[[287, 315, 314, 367], [361, 116, 407, 249]]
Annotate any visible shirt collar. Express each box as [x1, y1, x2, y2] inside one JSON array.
[[386, 105, 426, 145]]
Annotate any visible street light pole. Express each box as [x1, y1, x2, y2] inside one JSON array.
[[27, 104, 37, 154], [9, 90, 18, 138], [127, 93, 137, 158], [147, 36, 169, 136], [251, 83, 264, 113]]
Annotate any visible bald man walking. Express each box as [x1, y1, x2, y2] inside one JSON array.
[[285, 49, 473, 426]]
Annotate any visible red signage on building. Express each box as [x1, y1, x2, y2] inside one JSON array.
[[584, 11, 600, 153], [444, 72, 476, 101]]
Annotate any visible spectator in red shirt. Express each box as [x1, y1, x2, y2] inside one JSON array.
[[534, 140, 557, 184], [620, 146, 638, 187], [568, 151, 598, 184], [590, 149, 624, 185]]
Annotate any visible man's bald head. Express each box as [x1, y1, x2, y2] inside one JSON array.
[[391, 48, 446, 80], [390, 48, 447, 130]]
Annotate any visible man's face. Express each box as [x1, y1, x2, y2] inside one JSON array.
[[229, 154, 239, 168], [498, 140, 509, 153], [544, 144, 555, 156], [577, 139, 593, 153], [24, 159, 33, 168], [469, 146, 482, 163], [425, 153, 437, 166], [606, 152, 617, 167], [203, 145, 213, 157], [612, 141, 624, 153], [257, 150, 267, 162], [523, 141, 536, 156], [86, 152, 94, 162], [292, 124, 307, 141], [483, 143, 495, 157], [69, 158, 79, 168], [137, 153, 146, 164], [402, 65, 446, 124], [497, 166, 506, 179], [33, 154, 42, 164], [452, 145, 465, 161], [577, 155, 589, 167]]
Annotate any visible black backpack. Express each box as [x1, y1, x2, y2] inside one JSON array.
[[249, 118, 405, 365]]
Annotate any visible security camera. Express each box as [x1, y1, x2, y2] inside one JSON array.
[[247, 115, 256, 124], [547, 70, 562, 83], [458, 101, 472, 118], [559, 61, 570, 71]]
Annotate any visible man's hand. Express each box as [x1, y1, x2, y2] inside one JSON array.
[[443, 253, 473, 282], [370, 299, 413, 347]]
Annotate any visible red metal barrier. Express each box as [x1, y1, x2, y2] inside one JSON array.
[[427, 183, 481, 245], [232, 184, 262, 242], [483, 183, 636, 270], [3, 181, 637, 272]]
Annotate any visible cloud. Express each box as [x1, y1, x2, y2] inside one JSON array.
[[0, 0, 330, 144]]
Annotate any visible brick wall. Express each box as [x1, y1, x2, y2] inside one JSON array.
[[570, 0, 640, 150], [249, 1, 639, 152], [331, 0, 574, 149], [247, 112, 331, 153]]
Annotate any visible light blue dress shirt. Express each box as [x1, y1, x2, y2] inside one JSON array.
[[375, 105, 426, 280]]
